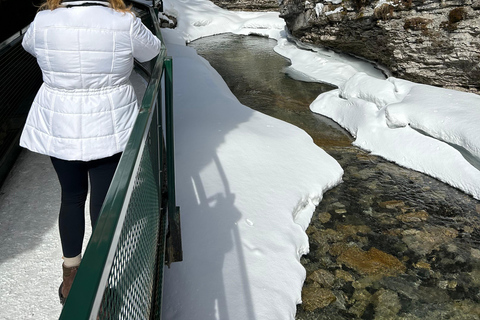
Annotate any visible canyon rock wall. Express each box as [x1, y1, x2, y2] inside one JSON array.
[[279, 0, 480, 92], [211, 0, 280, 11]]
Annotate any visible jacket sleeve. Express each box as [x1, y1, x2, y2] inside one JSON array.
[[22, 22, 36, 57], [131, 17, 162, 62]]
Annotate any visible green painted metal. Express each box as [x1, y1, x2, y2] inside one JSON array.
[[164, 58, 183, 265], [58, 2, 179, 319]]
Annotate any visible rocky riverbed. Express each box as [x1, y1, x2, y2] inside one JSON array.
[[278, 0, 480, 93], [297, 146, 480, 319], [189, 33, 480, 320], [209, 0, 480, 92]]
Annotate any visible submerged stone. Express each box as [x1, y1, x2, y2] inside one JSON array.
[[348, 288, 372, 318], [397, 210, 429, 223], [337, 246, 406, 278], [372, 289, 401, 318], [318, 211, 331, 224], [308, 269, 336, 288], [379, 200, 405, 209], [335, 269, 355, 283], [414, 261, 431, 270], [301, 286, 337, 311], [402, 226, 458, 255]]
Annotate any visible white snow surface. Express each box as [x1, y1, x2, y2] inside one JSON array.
[[161, 1, 480, 318], [160, 26, 342, 320], [2, 0, 479, 319], [311, 74, 480, 200], [163, 0, 480, 201]]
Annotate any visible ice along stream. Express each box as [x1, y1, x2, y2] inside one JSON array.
[[189, 34, 480, 319]]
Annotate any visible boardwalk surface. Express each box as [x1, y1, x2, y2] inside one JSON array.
[[0, 71, 146, 319]]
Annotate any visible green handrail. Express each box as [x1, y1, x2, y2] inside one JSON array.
[[58, 2, 181, 319]]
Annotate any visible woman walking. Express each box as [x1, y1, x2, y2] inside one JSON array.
[[20, 0, 162, 304]]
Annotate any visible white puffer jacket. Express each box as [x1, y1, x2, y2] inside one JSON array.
[[20, 1, 161, 161]]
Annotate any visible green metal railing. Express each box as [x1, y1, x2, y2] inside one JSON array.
[[59, 2, 182, 319]]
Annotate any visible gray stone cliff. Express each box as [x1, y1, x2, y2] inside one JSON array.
[[209, 0, 479, 92], [278, 0, 480, 92], [211, 0, 280, 11]]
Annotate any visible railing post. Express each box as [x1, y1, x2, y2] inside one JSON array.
[[164, 57, 183, 265]]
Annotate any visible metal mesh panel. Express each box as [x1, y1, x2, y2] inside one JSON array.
[[97, 127, 162, 320], [59, 4, 176, 319]]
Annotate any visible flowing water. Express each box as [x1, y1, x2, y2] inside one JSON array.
[[189, 34, 480, 319]]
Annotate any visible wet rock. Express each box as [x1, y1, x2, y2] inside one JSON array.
[[279, 0, 480, 92], [381, 277, 422, 301], [471, 248, 480, 261], [438, 280, 449, 289], [348, 289, 372, 318], [211, 0, 279, 11], [372, 289, 401, 318], [329, 243, 350, 257], [335, 269, 355, 283], [359, 195, 374, 207], [469, 269, 480, 286], [337, 246, 406, 278], [446, 243, 458, 253], [402, 226, 458, 255], [332, 202, 345, 209], [378, 215, 400, 225], [379, 200, 405, 209], [384, 228, 403, 237], [447, 280, 458, 290], [332, 290, 348, 310], [352, 277, 375, 290], [308, 269, 336, 288], [336, 224, 371, 241], [464, 225, 475, 234], [323, 228, 343, 242], [301, 286, 337, 311], [414, 261, 431, 270], [397, 210, 429, 223], [417, 286, 450, 303], [318, 211, 331, 223]]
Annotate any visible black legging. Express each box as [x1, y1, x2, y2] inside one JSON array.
[[51, 153, 121, 258]]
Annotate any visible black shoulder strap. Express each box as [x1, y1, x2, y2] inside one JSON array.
[[65, 2, 109, 8]]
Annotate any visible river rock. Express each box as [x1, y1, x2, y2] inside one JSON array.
[[397, 210, 429, 223], [318, 211, 332, 223], [336, 269, 355, 282], [379, 199, 405, 209], [337, 246, 406, 277], [279, 0, 480, 92], [372, 288, 401, 318], [301, 286, 337, 311], [402, 226, 458, 255], [308, 269, 336, 287], [348, 288, 372, 317]]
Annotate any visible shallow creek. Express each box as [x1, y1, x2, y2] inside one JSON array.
[[189, 34, 480, 319]]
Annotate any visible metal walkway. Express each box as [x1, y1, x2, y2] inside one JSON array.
[[0, 1, 181, 319]]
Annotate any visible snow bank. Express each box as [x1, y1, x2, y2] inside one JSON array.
[[162, 0, 384, 87], [161, 2, 480, 320], [311, 72, 480, 199], [163, 0, 284, 42], [160, 21, 342, 320]]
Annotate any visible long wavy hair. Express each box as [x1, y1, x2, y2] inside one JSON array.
[[39, 0, 132, 12]]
